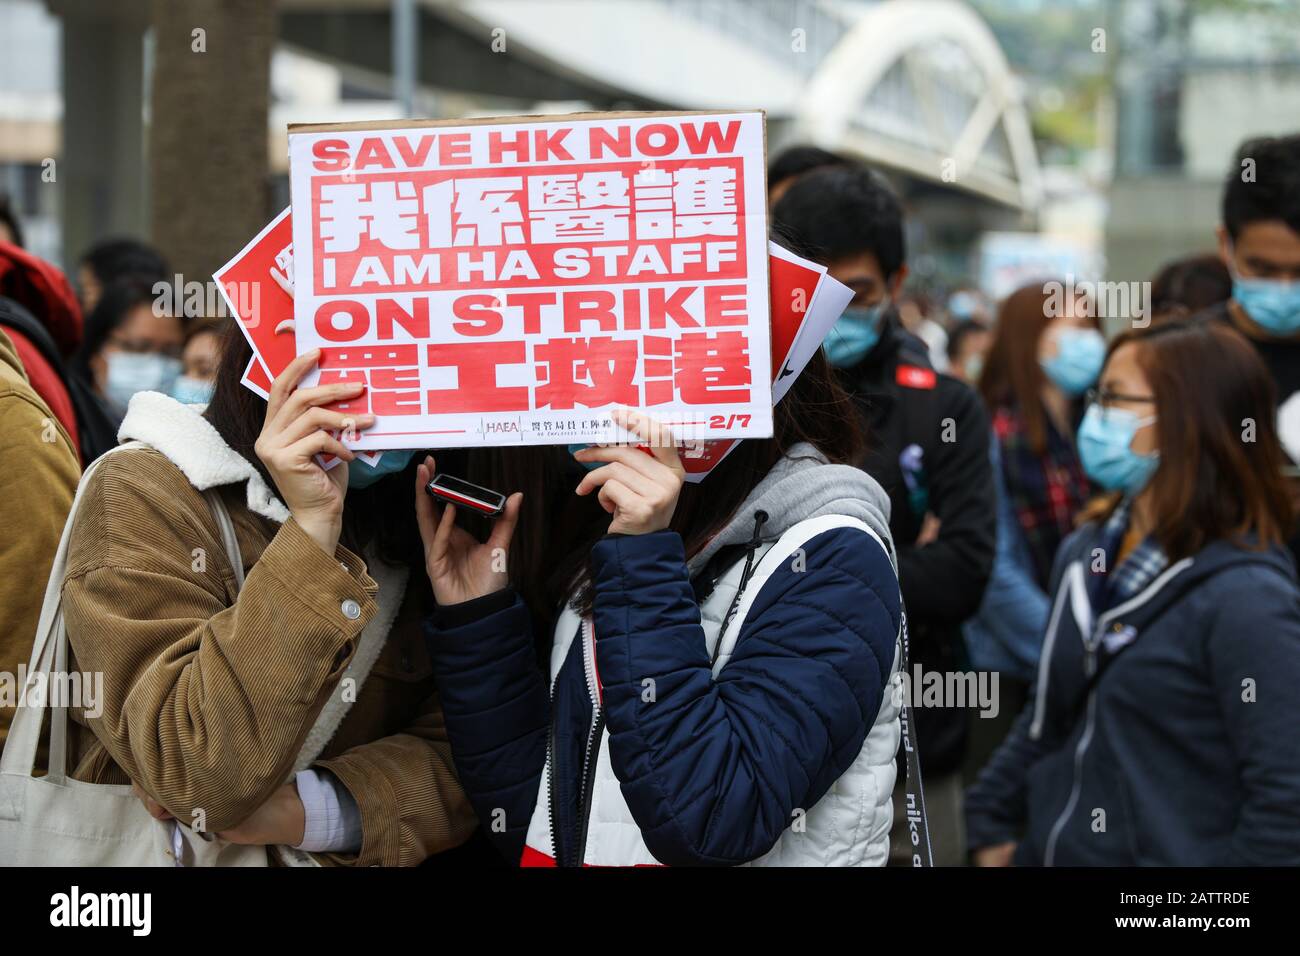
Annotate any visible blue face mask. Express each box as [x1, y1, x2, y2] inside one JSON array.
[[170, 374, 215, 405], [1041, 327, 1105, 396], [823, 301, 888, 369], [105, 352, 182, 414], [1233, 275, 1300, 335], [347, 449, 417, 489], [1077, 403, 1159, 495]]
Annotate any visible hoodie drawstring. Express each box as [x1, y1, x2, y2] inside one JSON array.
[[712, 510, 769, 665]]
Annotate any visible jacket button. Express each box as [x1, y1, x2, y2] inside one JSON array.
[[341, 599, 361, 620]]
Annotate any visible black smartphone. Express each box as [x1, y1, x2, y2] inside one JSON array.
[[425, 473, 507, 518]]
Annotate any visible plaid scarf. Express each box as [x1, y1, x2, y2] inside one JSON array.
[[1090, 498, 1170, 611], [992, 401, 1092, 587]]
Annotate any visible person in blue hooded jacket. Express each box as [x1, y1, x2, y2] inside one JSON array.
[[966, 318, 1300, 866], [418, 351, 907, 866]]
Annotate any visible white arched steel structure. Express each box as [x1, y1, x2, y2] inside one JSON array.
[[279, 0, 1043, 210], [794, 0, 1042, 210]]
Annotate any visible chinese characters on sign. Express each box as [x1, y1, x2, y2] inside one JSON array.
[[287, 112, 772, 450]]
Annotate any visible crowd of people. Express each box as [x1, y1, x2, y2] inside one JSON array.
[[1, 131, 1299, 867]]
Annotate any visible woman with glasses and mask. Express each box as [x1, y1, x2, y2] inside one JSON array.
[[966, 319, 1300, 866], [72, 275, 184, 454]]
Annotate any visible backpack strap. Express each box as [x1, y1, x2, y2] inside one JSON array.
[[702, 513, 935, 866]]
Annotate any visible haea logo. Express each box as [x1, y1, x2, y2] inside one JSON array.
[[49, 886, 151, 937]]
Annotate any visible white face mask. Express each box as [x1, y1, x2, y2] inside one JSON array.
[[104, 352, 182, 414]]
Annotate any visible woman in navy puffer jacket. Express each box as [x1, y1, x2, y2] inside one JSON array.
[[967, 320, 1300, 866], [418, 354, 907, 866]]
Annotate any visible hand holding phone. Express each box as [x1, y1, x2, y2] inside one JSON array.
[[415, 458, 522, 606]]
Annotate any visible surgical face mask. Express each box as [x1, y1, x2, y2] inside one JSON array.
[[1077, 403, 1159, 495], [1232, 274, 1300, 335], [823, 300, 888, 369], [170, 374, 215, 405], [963, 354, 984, 382], [948, 290, 981, 321], [104, 352, 182, 414], [1040, 327, 1105, 396], [347, 449, 417, 490]]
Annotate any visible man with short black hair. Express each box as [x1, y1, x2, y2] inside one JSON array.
[[1204, 133, 1300, 557], [774, 164, 996, 865], [767, 144, 847, 208], [77, 237, 169, 315]]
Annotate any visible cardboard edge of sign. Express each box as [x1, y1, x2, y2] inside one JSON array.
[[287, 107, 766, 135]]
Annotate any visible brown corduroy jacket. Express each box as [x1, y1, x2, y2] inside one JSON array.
[[0, 328, 79, 755], [60, 392, 476, 866]]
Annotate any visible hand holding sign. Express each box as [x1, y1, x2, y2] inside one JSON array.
[[575, 408, 684, 535], [255, 349, 374, 554]]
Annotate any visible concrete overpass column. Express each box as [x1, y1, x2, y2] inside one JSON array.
[[47, 0, 150, 267]]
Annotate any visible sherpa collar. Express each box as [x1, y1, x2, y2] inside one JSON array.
[[118, 390, 291, 523]]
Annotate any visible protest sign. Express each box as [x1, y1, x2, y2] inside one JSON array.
[[241, 355, 273, 399], [681, 242, 852, 481], [216, 207, 382, 468], [220, 209, 846, 477], [215, 206, 297, 387], [286, 111, 771, 451]]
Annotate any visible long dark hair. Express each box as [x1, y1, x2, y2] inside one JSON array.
[[1079, 318, 1293, 559], [203, 323, 424, 567]]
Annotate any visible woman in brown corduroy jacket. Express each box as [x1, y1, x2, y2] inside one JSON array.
[[61, 335, 478, 866]]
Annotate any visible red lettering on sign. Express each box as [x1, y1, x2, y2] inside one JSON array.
[[452, 295, 504, 336], [311, 139, 350, 172], [315, 300, 370, 342], [508, 292, 556, 335], [426, 341, 529, 412], [682, 120, 741, 155], [562, 291, 618, 333], [704, 285, 747, 326], [677, 330, 750, 404], [535, 336, 640, 410], [376, 298, 429, 340]]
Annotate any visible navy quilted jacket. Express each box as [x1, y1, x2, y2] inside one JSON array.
[[426, 449, 902, 865]]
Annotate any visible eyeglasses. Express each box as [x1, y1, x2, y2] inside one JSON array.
[[1085, 387, 1156, 408], [108, 336, 182, 360]]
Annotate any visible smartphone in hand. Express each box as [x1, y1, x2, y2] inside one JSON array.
[[425, 473, 507, 518]]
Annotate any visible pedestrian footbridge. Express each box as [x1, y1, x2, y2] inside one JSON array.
[[280, 0, 1041, 211]]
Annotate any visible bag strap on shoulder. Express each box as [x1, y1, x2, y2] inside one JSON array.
[[1, 443, 244, 782]]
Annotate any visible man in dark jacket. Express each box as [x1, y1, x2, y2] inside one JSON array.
[[774, 164, 996, 865], [1203, 133, 1300, 559]]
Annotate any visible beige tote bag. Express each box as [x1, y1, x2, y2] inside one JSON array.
[[0, 444, 268, 866]]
